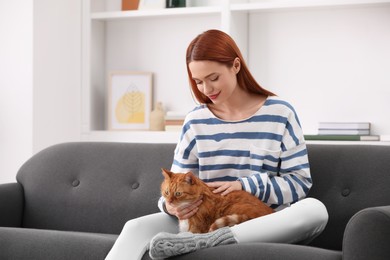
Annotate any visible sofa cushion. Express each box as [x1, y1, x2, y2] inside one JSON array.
[[16, 142, 176, 235], [0, 227, 116, 260], [141, 242, 342, 260]]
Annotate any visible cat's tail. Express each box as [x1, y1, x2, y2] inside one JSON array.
[[209, 214, 250, 232]]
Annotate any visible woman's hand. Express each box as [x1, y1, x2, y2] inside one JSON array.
[[165, 198, 203, 220], [206, 181, 242, 196]]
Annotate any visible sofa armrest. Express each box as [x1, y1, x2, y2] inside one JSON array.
[[0, 183, 24, 227], [343, 205, 390, 260]]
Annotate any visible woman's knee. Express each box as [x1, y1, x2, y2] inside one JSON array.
[[292, 198, 329, 234], [121, 213, 178, 234], [302, 198, 329, 224], [122, 218, 143, 233]]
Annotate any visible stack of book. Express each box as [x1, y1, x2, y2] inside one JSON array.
[[304, 122, 380, 141], [318, 122, 371, 135], [164, 111, 186, 132]]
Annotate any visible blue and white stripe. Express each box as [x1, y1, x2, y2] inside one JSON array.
[[161, 96, 311, 211]]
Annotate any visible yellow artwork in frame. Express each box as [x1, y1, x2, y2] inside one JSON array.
[[108, 71, 153, 130]]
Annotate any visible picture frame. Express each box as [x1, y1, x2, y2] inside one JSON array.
[[108, 71, 153, 130]]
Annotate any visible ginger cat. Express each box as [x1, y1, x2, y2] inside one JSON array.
[[161, 169, 274, 233]]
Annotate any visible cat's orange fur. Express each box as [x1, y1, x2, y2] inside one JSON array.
[[161, 169, 274, 233]]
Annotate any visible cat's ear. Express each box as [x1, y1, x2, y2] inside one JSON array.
[[184, 172, 195, 185], [161, 168, 172, 179]]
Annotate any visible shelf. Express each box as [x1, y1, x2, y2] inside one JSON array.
[[90, 6, 222, 20], [231, 0, 390, 12], [90, 0, 390, 20], [80, 131, 390, 145], [79, 129, 390, 146], [306, 140, 390, 146], [81, 130, 181, 143]]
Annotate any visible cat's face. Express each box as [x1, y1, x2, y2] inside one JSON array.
[[161, 169, 202, 206]]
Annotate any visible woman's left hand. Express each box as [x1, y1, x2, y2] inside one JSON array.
[[206, 181, 242, 196]]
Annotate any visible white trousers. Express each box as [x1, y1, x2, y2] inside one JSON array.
[[105, 198, 328, 260]]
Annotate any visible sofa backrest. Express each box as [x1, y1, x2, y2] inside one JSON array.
[[16, 142, 390, 251], [17, 142, 176, 235], [307, 144, 390, 250]]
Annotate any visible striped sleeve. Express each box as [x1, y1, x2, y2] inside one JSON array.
[[170, 115, 199, 175]]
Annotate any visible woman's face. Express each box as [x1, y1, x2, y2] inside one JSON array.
[[189, 59, 240, 104]]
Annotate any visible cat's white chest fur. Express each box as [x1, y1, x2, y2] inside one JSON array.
[[176, 202, 190, 232], [179, 219, 189, 232]]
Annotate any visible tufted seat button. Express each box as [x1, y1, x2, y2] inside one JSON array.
[[72, 180, 80, 187], [132, 182, 140, 189], [341, 189, 350, 197]]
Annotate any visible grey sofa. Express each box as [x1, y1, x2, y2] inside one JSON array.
[[0, 142, 389, 260]]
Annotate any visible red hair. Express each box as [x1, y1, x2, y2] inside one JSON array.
[[186, 29, 275, 104]]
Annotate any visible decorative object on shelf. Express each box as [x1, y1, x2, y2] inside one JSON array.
[[138, 0, 165, 10], [164, 111, 186, 132], [166, 0, 186, 8], [150, 102, 166, 131], [108, 71, 153, 130], [122, 0, 140, 10], [318, 122, 371, 135]]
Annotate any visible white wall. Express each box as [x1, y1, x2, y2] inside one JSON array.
[[0, 0, 33, 183], [249, 5, 390, 135], [33, 0, 82, 153], [0, 0, 82, 184]]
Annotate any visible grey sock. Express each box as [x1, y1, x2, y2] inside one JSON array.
[[149, 227, 237, 259]]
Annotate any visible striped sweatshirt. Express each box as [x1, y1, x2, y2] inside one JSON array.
[[158, 96, 312, 211]]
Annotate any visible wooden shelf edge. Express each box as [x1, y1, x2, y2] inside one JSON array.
[[81, 130, 181, 143], [230, 0, 390, 12], [306, 140, 390, 145], [90, 6, 221, 20]]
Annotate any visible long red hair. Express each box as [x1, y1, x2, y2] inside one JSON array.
[[186, 29, 275, 104]]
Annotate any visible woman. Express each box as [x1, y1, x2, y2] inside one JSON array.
[[106, 29, 328, 260]]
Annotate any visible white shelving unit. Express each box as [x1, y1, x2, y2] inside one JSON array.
[[81, 0, 390, 144], [230, 0, 390, 11], [90, 6, 223, 20]]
